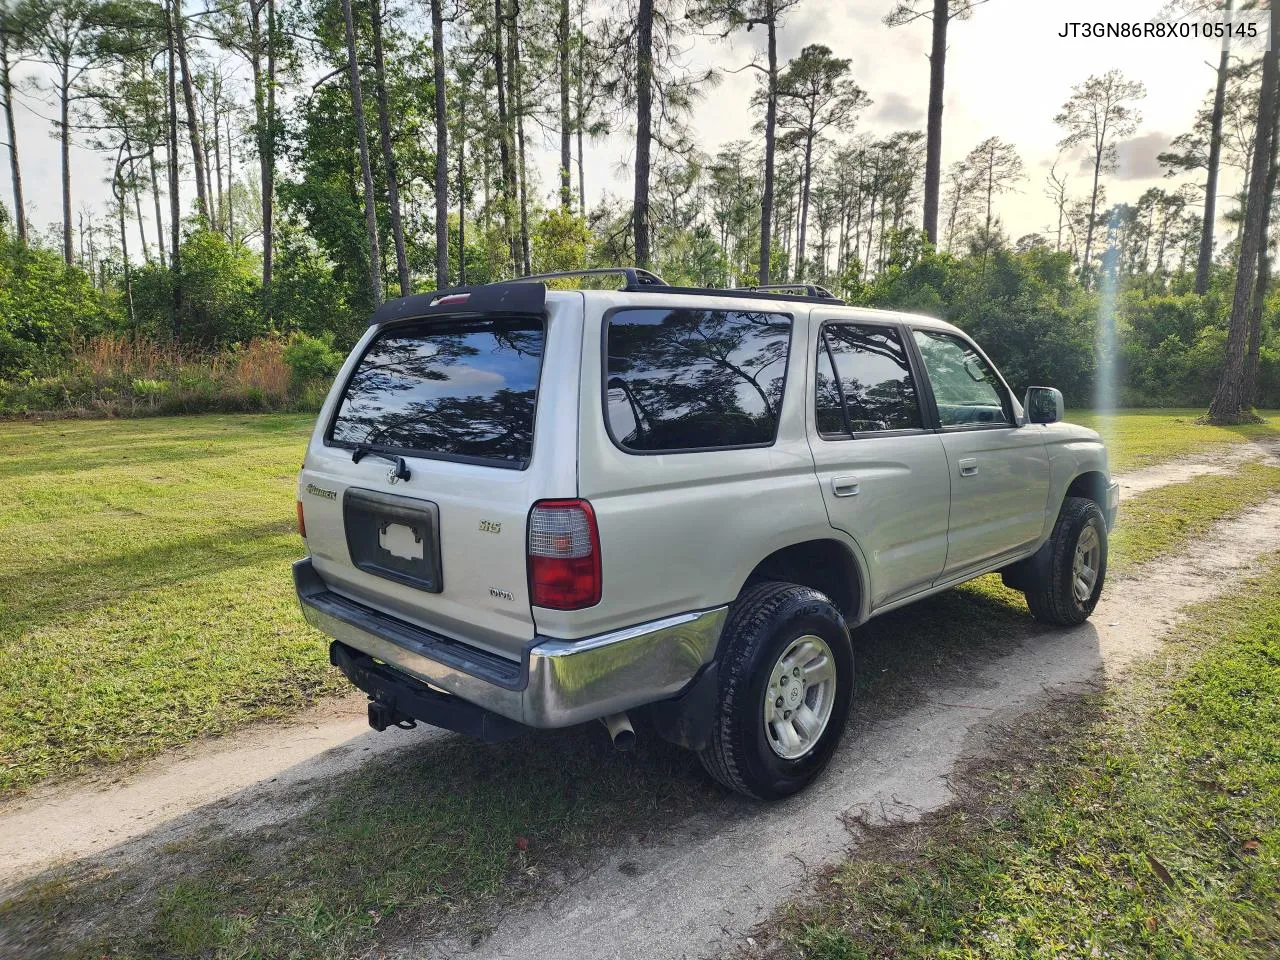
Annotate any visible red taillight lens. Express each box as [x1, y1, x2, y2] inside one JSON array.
[[528, 499, 601, 609], [296, 500, 307, 539]]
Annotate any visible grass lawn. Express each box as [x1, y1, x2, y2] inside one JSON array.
[[0, 414, 345, 792], [765, 561, 1280, 960], [1068, 408, 1280, 473]]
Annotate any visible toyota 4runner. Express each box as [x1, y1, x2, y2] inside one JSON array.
[[294, 268, 1119, 800]]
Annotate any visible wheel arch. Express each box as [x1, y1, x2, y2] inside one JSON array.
[[739, 536, 866, 624]]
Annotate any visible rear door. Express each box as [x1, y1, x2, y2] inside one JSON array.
[[297, 294, 582, 662], [908, 326, 1050, 577], [807, 317, 950, 609]]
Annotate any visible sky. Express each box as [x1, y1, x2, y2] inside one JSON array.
[[0, 0, 1258, 257]]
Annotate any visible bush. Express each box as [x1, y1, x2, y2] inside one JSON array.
[[283, 333, 343, 391]]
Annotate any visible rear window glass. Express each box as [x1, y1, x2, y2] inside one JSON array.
[[328, 317, 544, 469], [605, 307, 792, 452]]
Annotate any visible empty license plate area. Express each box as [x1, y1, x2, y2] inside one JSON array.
[[343, 488, 443, 593]]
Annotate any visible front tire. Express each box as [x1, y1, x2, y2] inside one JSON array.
[[698, 582, 854, 800], [1023, 496, 1108, 626]]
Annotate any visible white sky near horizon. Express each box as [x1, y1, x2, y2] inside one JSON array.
[[0, 0, 1258, 260]]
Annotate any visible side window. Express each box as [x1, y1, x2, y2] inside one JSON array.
[[912, 329, 1012, 427], [605, 307, 792, 452], [815, 323, 922, 436]]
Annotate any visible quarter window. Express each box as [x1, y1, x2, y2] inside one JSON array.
[[605, 307, 792, 452], [912, 329, 1012, 427], [816, 324, 922, 436]]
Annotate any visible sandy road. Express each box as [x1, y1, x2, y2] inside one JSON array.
[[1, 448, 1277, 951]]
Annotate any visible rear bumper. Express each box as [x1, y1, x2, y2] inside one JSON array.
[[294, 558, 727, 728]]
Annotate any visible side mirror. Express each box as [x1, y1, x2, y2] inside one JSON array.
[[1024, 386, 1064, 425]]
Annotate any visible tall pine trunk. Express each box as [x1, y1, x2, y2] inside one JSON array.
[[508, 0, 530, 274], [59, 64, 73, 263], [166, 2, 181, 333], [0, 22, 25, 244], [795, 132, 813, 278], [342, 0, 384, 306], [633, 0, 653, 269], [575, 0, 585, 214], [172, 0, 209, 221], [1244, 93, 1280, 405], [1207, 0, 1277, 424], [1197, 0, 1233, 294], [492, 0, 518, 271], [922, 0, 947, 246], [758, 2, 777, 283], [430, 0, 448, 288], [371, 0, 411, 295], [557, 0, 571, 208]]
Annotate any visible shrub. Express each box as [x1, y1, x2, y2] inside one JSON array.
[[283, 333, 343, 390]]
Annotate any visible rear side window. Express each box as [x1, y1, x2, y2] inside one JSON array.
[[328, 317, 544, 469], [605, 307, 793, 452], [816, 323, 922, 435]]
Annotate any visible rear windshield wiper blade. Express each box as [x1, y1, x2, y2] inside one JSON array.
[[351, 444, 412, 481]]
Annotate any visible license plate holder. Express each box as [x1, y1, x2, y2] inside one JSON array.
[[343, 488, 443, 593]]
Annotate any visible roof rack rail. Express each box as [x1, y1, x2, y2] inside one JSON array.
[[509, 267, 669, 288], [746, 283, 841, 301]]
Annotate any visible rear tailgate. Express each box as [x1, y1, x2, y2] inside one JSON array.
[[298, 290, 582, 662]]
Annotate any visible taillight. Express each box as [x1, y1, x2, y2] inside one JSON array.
[[528, 499, 601, 609], [296, 500, 307, 538]]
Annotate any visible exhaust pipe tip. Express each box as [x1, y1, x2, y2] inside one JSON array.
[[602, 712, 636, 752]]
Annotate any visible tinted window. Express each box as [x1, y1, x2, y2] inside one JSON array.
[[816, 324, 922, 435], [329, 318, 544, 468], [605, 307, 792, 451], [912, 329, 1012, 427]]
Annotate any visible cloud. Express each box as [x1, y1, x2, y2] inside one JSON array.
[[1112, 132, 1173, 181], [875, 91, 924, 127]]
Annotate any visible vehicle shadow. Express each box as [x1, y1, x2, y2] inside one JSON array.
[[0, 577, 1104, 960]]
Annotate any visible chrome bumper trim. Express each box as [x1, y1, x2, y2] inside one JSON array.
[[294, 559, 727, 728]]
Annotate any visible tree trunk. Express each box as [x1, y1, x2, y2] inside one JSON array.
[[921, 0, 947, 246], [457, 75, 466, 285], [0, 22, 26, 244], [758, 3, 777, 284], [342, 0, 384, 306], [171, 0, 210, 222], [557, 0, 571, 208], [1208, 0, 1277, 424], [225, 113, 234, 243], [371, 0, 411, 295], [165, 5, 182, 333], [114, 172, 135, 325], [148, 139, 166, 268], [492, 0, 517, 270], [428, 0, 448, 288], [796, 132, 813, 278], [1197, 0, 1233, 294], [59, 65, 73, 264], [1083, 151, 1102, 279], [633, 0, 653, 269], [1245, 92, 1280, 404], [576, 0, 585, 215], [508, 0, 530, 274]]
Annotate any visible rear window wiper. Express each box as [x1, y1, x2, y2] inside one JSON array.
[[351, 444, 412, 481]]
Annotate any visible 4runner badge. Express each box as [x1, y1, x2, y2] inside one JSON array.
[[305, 483, 337, 500]]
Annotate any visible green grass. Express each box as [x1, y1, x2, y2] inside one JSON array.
[[1067, 408, 1280, 474], [767, 564, 1280, 960], [1109, 462, 1280, 573], [0, 414, 345, 792]]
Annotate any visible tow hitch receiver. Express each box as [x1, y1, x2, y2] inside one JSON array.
[[368, 700, 417, 732]]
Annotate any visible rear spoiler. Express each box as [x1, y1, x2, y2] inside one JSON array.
[[368, 282, 546, 326]]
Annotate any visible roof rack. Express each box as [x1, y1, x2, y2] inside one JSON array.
[[747, 283, 841, 301], [367, 268, 846, 325], [508, 267, 670, 288]]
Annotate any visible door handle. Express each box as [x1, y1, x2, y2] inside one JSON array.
[[831, 476, 860, 497], [958, 458, 979, 477]]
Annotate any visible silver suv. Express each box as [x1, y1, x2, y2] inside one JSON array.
[[294, 269, 1118, 799]]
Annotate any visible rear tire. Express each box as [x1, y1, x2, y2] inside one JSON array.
[[698, 582, 853, 800], [1023, 497, 1108, 626]]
